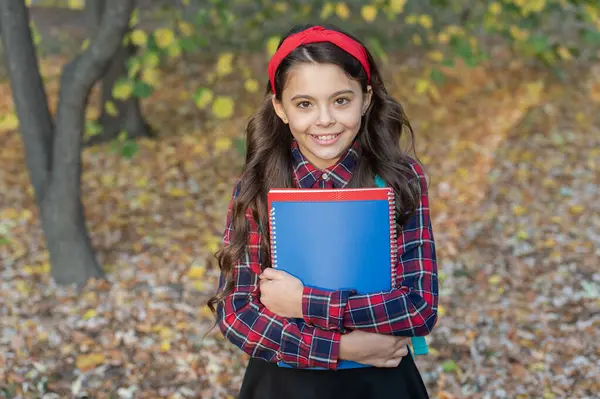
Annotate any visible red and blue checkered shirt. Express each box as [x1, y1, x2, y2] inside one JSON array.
[[216, 140, 438, 370]]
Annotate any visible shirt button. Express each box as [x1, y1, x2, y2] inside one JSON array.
[[322, 173, 329, 180]]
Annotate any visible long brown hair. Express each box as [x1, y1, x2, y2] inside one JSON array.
[[207, 23, 422, 315]]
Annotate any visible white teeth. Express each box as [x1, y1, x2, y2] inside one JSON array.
[[312, 134, 339, 140]]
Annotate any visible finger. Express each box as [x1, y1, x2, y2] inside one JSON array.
[[393, 337, 411, 349], [261, 267, 284, 280], [383, 357, 402, 368], [392, 345, 409, 359]]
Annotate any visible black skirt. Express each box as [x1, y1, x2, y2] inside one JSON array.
[[238, 350, 430, 399]]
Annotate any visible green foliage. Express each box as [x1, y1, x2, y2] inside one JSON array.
[[67, 0, 600, 138]]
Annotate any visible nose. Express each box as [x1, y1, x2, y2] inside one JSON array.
[[316, 105, 335, 127]]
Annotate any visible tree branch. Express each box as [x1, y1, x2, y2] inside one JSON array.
[[0, 0, 54, 204], [51, 0, 135, 193]]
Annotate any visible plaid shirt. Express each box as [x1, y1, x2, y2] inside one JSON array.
[[216, 140, 438, 370]]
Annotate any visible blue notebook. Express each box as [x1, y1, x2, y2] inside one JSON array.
[[267, 184, 427, 370]]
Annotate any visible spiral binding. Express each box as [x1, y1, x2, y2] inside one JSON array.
[[387, 189, 398, 289], [269, 207, 278, 268]]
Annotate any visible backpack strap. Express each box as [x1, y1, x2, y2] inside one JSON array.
[[374, 175, 429, 356]]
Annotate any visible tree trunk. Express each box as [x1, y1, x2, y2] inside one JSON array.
[[85, 0, 151, 146], [0, 0, 135, 286], [0, 0, 53, 203]]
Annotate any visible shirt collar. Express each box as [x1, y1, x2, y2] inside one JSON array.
[[291, 139, 359, 189]]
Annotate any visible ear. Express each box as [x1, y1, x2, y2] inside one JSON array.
[[362, 85, 373, 115], [271, 94, 289, 124]]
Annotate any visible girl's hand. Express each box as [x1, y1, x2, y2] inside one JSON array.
[[340, 330, 410, 368], [258, 268, 304, 318]]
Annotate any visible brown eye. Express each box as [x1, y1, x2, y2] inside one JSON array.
[[297, 101, 311, 108], [335, 97, 350, 105]]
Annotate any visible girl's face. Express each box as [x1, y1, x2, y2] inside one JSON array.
[[272, 63, 372, 170]]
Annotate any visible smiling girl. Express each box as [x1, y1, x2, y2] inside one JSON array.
[[208, 24, 438, 399]]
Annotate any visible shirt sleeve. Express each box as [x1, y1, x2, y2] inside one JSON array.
[[301, 162, 439, 336], [216, 181, 342, 369]]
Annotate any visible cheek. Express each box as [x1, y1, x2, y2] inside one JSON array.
[[336, 110, 363, 130], [287, 111, 314, 131]]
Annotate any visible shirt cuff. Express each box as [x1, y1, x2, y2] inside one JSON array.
[[279, 323, 342, 369], [302, 286, 354, 331]]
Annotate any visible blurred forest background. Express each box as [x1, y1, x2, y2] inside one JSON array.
[[0, 0, 599, 398]]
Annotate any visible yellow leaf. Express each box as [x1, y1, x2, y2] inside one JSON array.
[[141, 68, 161, 87], [557, 46, 572, 60], [509, 25, 529, 41], [438, 305, 446, 317], [244, 79, 259, 93], [104, 101, 119, 117], [83, 309, 97, 320], [584, 5, 598, 21], [488, 275, 502, 285], [192, 280, 205, 291], [0, 113, 19, 131], [169, 187, 187, 197], [438, 32, 450, 44], [76, 353, 105, 371], [361, 5, 378, 22], [320, 2, 334, 19], [112, 80, 133, 100], [130, 29, 148, 47], [266, 36, 281, 56], [67, 0, 84, 9], [200, 305, 214, 319], [21, 209, 33, 221], [159, 327, 174, 339], [216, 52, 234, 77], [418, 15, 432, 29], [525, 81, 544, 103], [512, 205, 527, 216], [569, 204, 584, 216], [214, 137, 232, 153], [488, 2, 502, 15], [415, 79, 429, 94], [178, 21, 194, 37], [167, 42, 181, 59], [101, 174, 115, 187], [412, 34, 422, 45], [206, 235, 221, 254], [154, 28, 175, 49], [81, 39, 90, 50], [160, 340, 171, 352], [212, 96, 235, 119], [428, 51, 444, 62], [144, 52, 160, 68], [129, 8, 139, 27], [187, 265, 206, 279], [335, 3, 351, 20], [390, 0, 407, 14], [194, 88, 214, 109], [405, 14, 417, 24], [274, 2, 288, 12], [516, 230, 529, 240]]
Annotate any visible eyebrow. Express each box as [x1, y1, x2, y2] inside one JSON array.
[[290, 89, 355, 101]]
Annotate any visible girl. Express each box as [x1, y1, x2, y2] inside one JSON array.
[[208, 24, 438, 399]]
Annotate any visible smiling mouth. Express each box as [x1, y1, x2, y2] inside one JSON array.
[[310, 132, 342, 140]]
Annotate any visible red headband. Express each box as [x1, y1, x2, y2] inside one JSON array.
[[267, 26, 371, 95]]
